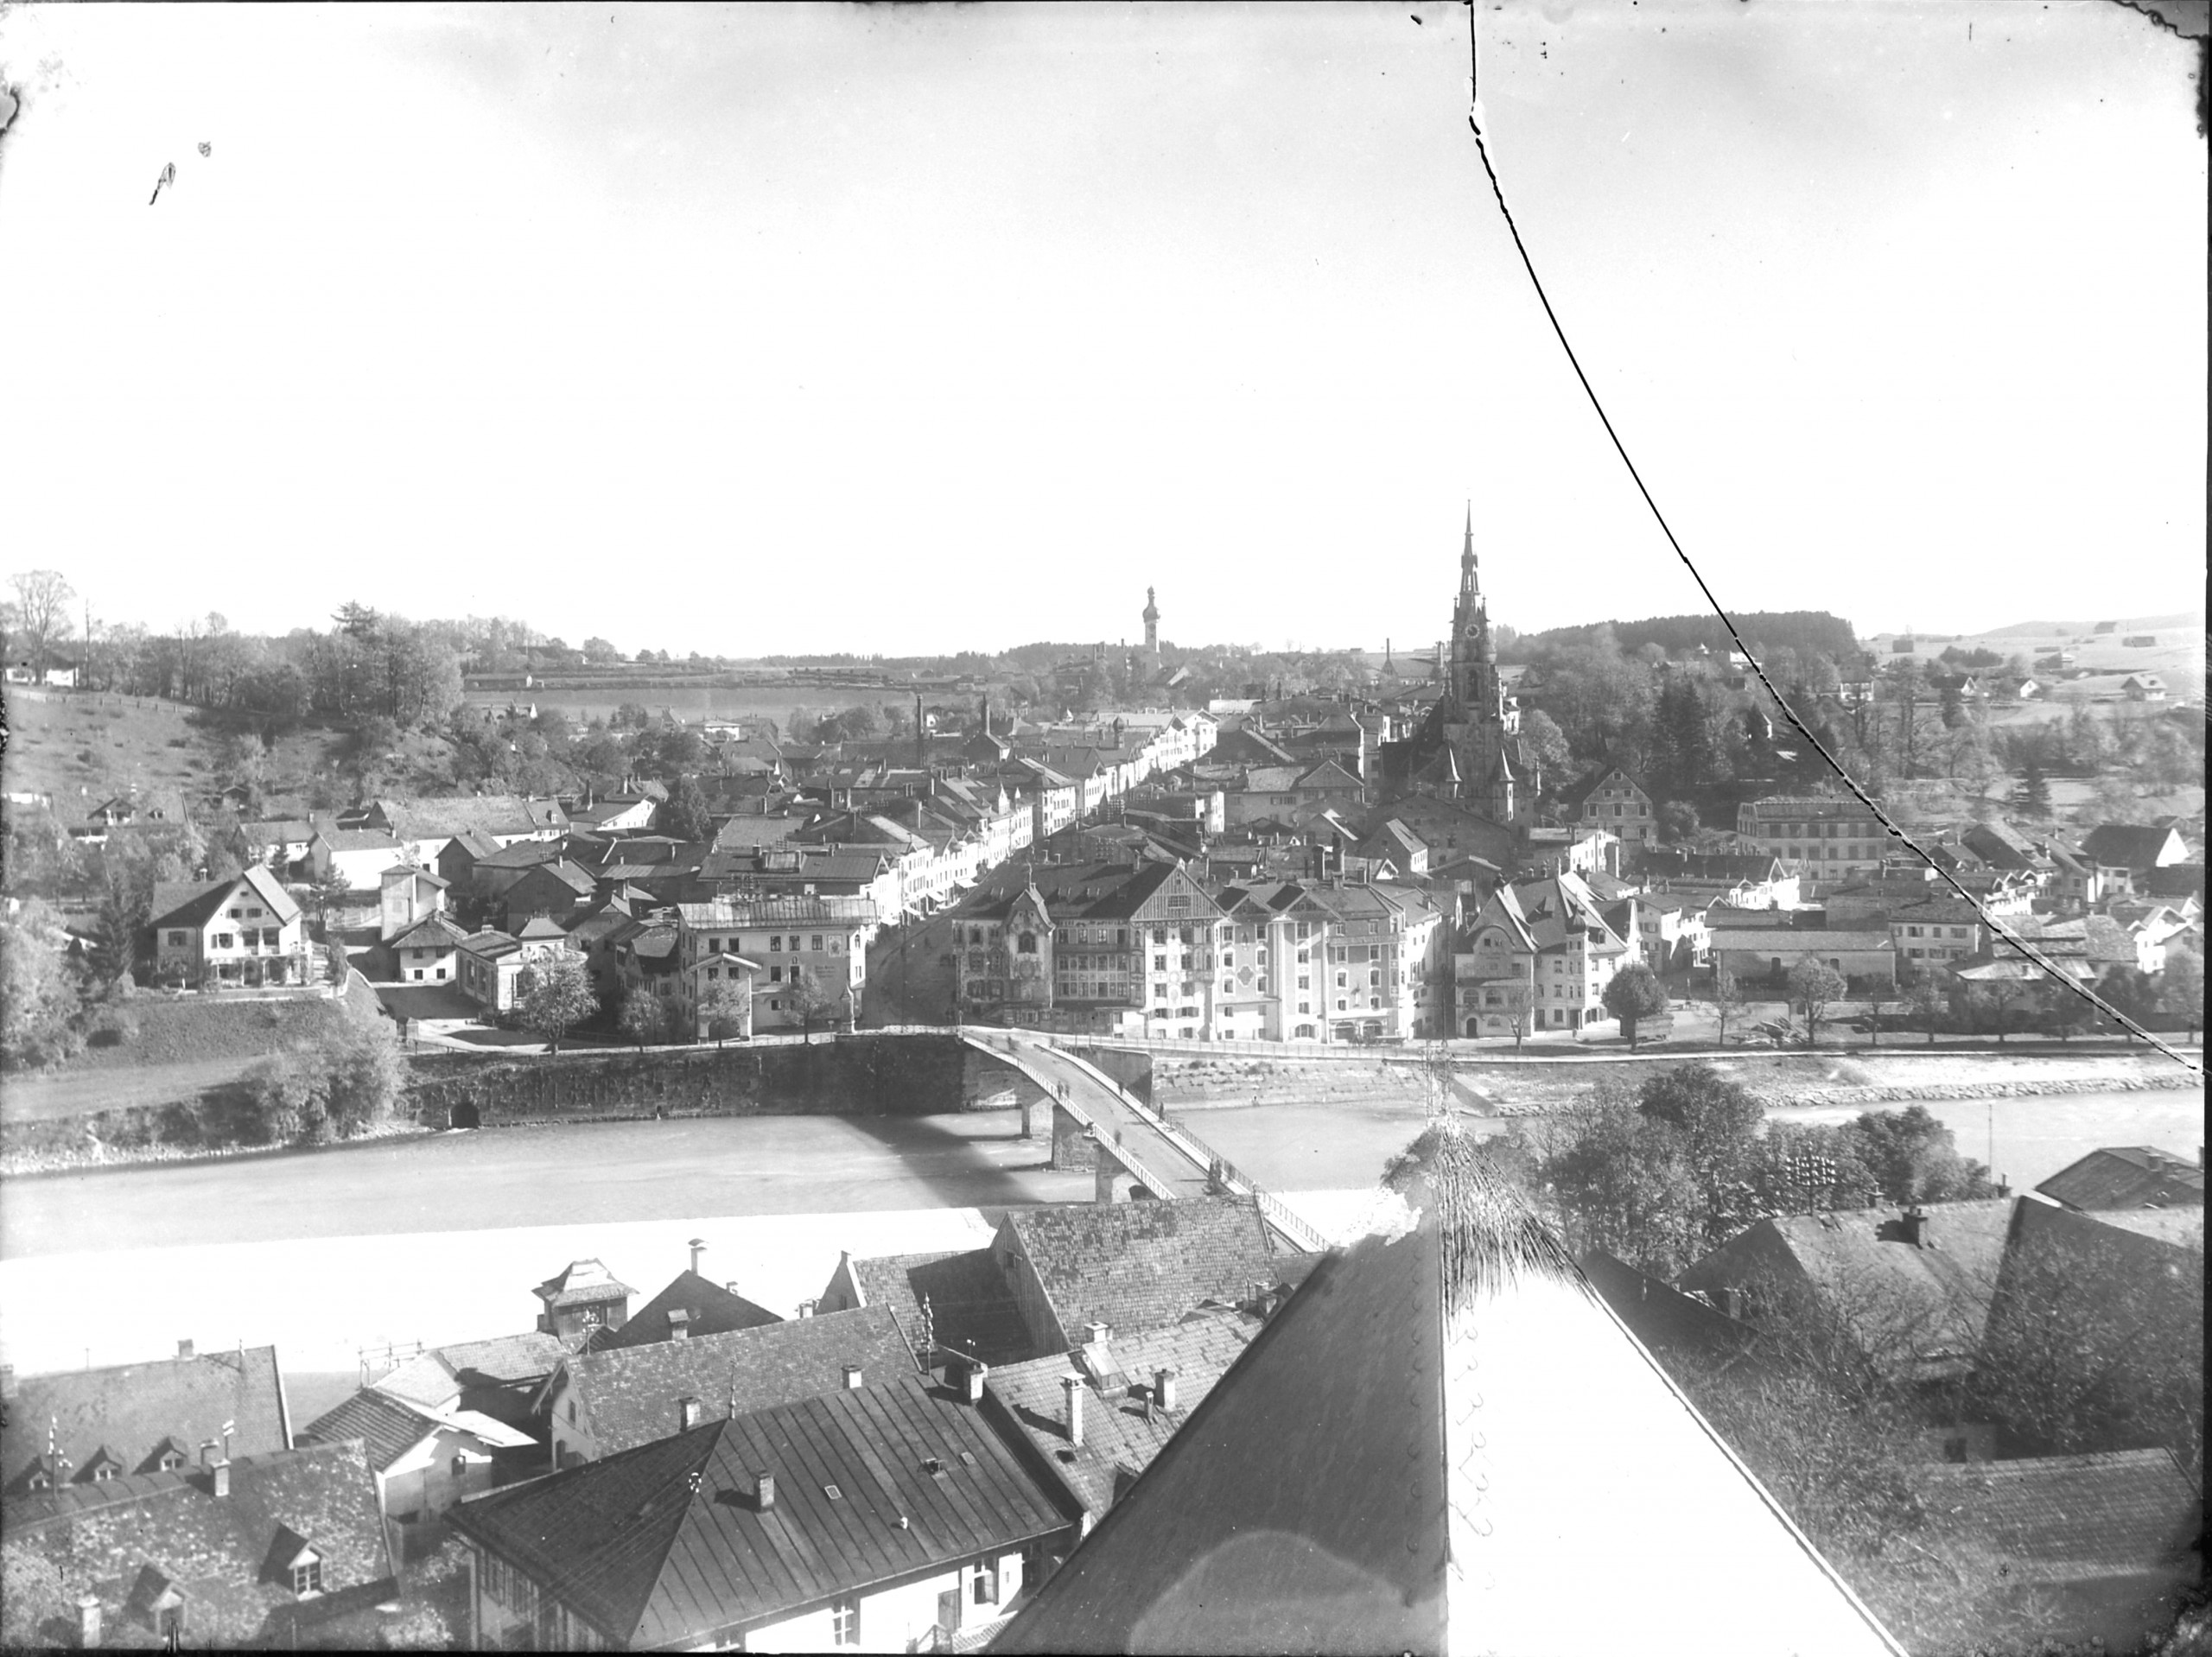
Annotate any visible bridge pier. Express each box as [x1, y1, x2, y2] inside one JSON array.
[[1051, 1103, 1096, 1171]]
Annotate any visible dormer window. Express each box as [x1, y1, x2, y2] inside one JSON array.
[[159, 1451, 187, 1472], [291, 1555, 323, 1596]]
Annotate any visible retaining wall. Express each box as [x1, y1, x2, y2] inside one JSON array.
[[403, 1034, 1050, 1129]]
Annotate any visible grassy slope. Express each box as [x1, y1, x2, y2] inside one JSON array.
[[0, 686, 463, 827]]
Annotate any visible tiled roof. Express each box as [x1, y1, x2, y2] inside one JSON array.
[[986, 1313, 1261, 1521], [1580, 1248, 1756, 1368], [316, 827, 408, 853], [556, 1308, 917, 1457], [1911, 1450, 2201, 1583], [999, 1197, 1288, 1344], [595, 1271, 784, 1352], [437, 1332, 569, 1390], [1680, 1201, 2016, 1382], [850, 1249, 1039, 1367], [3, 1442, 394, 1647], [146, 867, 302, 932], [451, 1374, 1077, 1649], [2037, 1146, 2205, 1212], [299, 1389, 437, 1470], [3, 1344, 289, 1497], [388, 913, 470, 952]]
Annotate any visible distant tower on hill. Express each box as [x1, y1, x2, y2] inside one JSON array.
[[1142, 587, 1160, 663]]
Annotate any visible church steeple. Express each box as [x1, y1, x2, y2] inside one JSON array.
[[1460, 500, 1478, 596]]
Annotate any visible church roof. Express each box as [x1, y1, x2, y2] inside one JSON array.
[[995, 1142, 1904, 1657]]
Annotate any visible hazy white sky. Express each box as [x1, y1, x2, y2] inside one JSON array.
[[1, 2, 2202, 657]]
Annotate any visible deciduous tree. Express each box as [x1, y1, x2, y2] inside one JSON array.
[[1786, 957, 1847, 1047], [6, 568, 76, 666], [1601, 962, 1668, 1051], [517, 955, 598, 1053]]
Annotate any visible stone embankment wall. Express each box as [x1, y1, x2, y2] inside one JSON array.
[[1147, 1056, 1427, 1111], [404, 1035, 1050, 1130], [1754, 1071, 2203, 1112]]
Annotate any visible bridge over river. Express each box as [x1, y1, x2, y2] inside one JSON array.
[[956, 1030, 1332, 1253]]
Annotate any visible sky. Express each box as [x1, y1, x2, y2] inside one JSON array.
[[0, 1, 2202, 659]]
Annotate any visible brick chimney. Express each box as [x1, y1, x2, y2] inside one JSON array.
[[1155, 1368, 1179, 1412], [75, 1594, 101, 1648], [667, 1309, 690, 1342], [177, 1339, 195, 1360], [798, 1298, 817, 1318], [211, 1458, 232, 1499], [755, 1470, 776, 1511], [963, 1361, 988, 1406], [842, 1363, 863, 1391], [1900, 1207, 1929, 1249], [677, 1395, 702, 1432], [1060, 1373, 1084, 1446]]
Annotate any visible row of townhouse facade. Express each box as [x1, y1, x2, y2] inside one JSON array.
[[950, 860, 1451, 1044]]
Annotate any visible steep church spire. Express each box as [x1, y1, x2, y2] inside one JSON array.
[[1460, 501, 1478, 595]]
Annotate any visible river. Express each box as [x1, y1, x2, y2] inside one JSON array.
[[0, 1088, 2196, 1381]]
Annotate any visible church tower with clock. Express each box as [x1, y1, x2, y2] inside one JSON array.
[[1381, 507, 1527, 824]]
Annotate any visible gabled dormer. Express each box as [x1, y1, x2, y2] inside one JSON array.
[[262, 1525, 325, 1597], [143, 1434, 194, 1476], [79, 1444, 124, 1483]]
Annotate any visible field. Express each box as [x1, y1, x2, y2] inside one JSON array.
[[0, 686, 460, 822], [463, 682, 893, 727], [1863, 611, 2203, 699], [0, 975, 378, 1127]]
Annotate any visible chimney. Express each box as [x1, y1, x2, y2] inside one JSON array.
[[1719, 1286, 1744, 1322], [677, 1394, 702, 1432], [76, 1594, 101, 1648], [689, 1238, 707, 1275], [1900, 1207, 1929, 1249], [963, 1360, 988, 1406], [1154, 1368, 1179, 1412], [211, 1458, 232, 1499], [1250, 1280, 1275, 1317], [177, 1339, 195, 1360], [755, 1470, 776, 1511], [1060, 1373, 1084, 1446], [725, 1280, 742, 1297], [1084, 1321, 1109, 1349], [842, 1363, 864, 1391], [798, 1298, 817, 1319], [667, 1309, 690, 1342]]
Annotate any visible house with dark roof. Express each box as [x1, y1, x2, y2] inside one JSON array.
[[589, 1260, 783, 1354], [498, 857, 598, 934], [1580, 1248, 1758, 1370], [1677, 1200, 2016, 1390], [2079, 822, 2191, 896], [387, 911, 469, 987], [238, 816, 316, 875], [995, 1162, 1904, 1656], [1908, 1449, 2202, 1652], [451, 1369, 1082, 1653], [817, 1247, 1039, 1368], [297, 1387, 534, 1527], [1977, 1198, 2204, 1458], [1, 1441, 397, 1650], [537, 1306, 917, 1467], [356, 793, 569, 861], [2, 1341, 290, 1500], [1455, 872, 1632, 1036], [147, 866, 310, 988], [2037, 1146, 2205, 1213]]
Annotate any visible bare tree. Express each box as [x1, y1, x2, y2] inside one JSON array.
[[6, 569, 76, 667], [1710, 966, 1745, 1047], [1786, 957, 1847, 1048]]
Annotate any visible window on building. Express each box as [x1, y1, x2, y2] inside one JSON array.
[[812, 936, 824, 950], [829, 1598, 861, 1647], [292, 1557, 322, 1596], [971, 1562, 999, 1605], [168, 930, 187, 945], [770, 966, 783, 982]]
